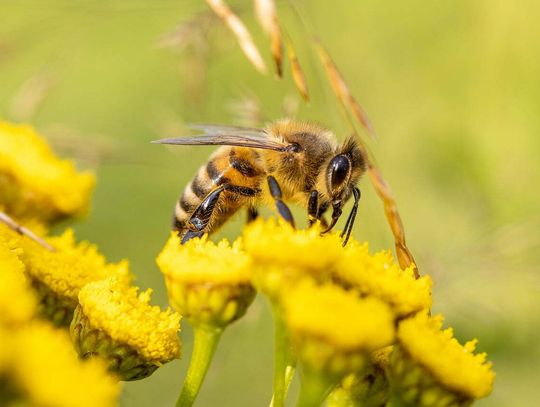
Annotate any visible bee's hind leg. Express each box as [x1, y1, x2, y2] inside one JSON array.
[[181, 185, 226, 244], [181, 184, 260, 245], [267, 176, 295, 228]]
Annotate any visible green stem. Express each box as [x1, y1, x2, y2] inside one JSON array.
[[270, 305, 296, 407], [176, 325, 223, 407], [296, 369, 334, 407]]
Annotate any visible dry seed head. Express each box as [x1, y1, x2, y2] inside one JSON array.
[[206, 0, 267, 73], [315, 42, 376, 140], [287, 36, 309, 101]]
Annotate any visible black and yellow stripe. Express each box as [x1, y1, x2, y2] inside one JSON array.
[[172, 146, 264, 234]]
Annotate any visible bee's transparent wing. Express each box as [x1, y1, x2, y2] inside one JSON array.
[[153, 124, 288, 151]]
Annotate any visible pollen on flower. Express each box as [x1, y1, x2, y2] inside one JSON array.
[[283, 280, 395, 351], [0, 121, 95, 223], [78, 277, 181, 362], [0, 236, 36, 325], [242, 218, 344, 272], [3, 322, 120, 407], [397, 313, 495, 399], [20, 228, 132, 301], [335, 240, 432, 316], [157, 233, 251, 284]]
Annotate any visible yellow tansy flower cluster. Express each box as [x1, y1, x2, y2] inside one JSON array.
[[388, 313, 495, 406], [335, 240, 432, 317], [0, 121, 95, 224], [72, 278, 181, 380], [0, 226, 120, 406], [0, 236, 36, 326], [283, 280, 394, 374], [157, 233, 255, 327], [0, 322, 119, 407], [19, 229, 132, 326]]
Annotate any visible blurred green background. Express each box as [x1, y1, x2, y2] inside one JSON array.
[[1, 1, 539, 406]]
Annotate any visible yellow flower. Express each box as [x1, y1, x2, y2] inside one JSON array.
[[389, 313, 495, 406], [327, 348, 393, 407], [157, 233, 255, 328], [0, 121, 95, 223], [282, 280, 395, 375], [72, 277, 181, 380], [0, 322, 120, 407], [0, 236, 36, 326], [242, 218, 343, 297], [20, 228, 132, 326], [335, 240, 432, 317]]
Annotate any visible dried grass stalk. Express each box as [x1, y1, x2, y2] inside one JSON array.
[[287, 37, 309, 101], [315, 41, 377, 140], [254, 0, 282, 76], [206, 0, 267, 73], [0, 211, 55, 251], [9, 70, 55, 122], [367, 166, 418, 278]]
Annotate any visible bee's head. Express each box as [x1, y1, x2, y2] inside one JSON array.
[[322, 137, 367, 234], [325, 137, 366, 204]]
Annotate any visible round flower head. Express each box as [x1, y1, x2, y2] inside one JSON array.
[[242, 218, 343, 297], [19, 229, 132, 326], [0, 322, 119, 407], [0, 236, 36, 326], [72, 278, 181, 381], [335, 240, 432, 317], [0, 121, 95, 224], [282, 280, 395, 376], [388, 313, 495, 406], [157, 233, 255, 328]]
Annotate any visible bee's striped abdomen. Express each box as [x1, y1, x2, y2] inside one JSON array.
[[172, 146, 264, 236]]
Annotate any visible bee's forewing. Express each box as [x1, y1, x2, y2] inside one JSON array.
[[152, 128, 288, 151]]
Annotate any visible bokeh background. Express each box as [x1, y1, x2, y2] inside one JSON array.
[[1, 1, 539, 406]]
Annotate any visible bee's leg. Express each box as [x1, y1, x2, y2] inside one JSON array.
[[307, 191, 319, 227], [181, 229, 205, 244], [267, 176, 295, 228], [340, 187, 361, 246], [317, 202, 330, 229], [182, 184, 260, 244], [246, 206, 259, 223], [181, 185, 226, 244]]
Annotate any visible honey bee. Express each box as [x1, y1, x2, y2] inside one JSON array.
[[153, 119, 366, 245]]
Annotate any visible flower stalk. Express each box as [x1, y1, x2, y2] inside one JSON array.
[[177, 325, 223, 407], [296, 368, 335, 407], [270, 305, 296, 407]]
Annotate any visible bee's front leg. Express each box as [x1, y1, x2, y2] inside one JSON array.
[[307, 191, 319, 227], [267, 176, 295, 228], [340, 187, 361, 246]]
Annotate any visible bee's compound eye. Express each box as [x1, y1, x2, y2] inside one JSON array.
[[329, 154, 351, 189]]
